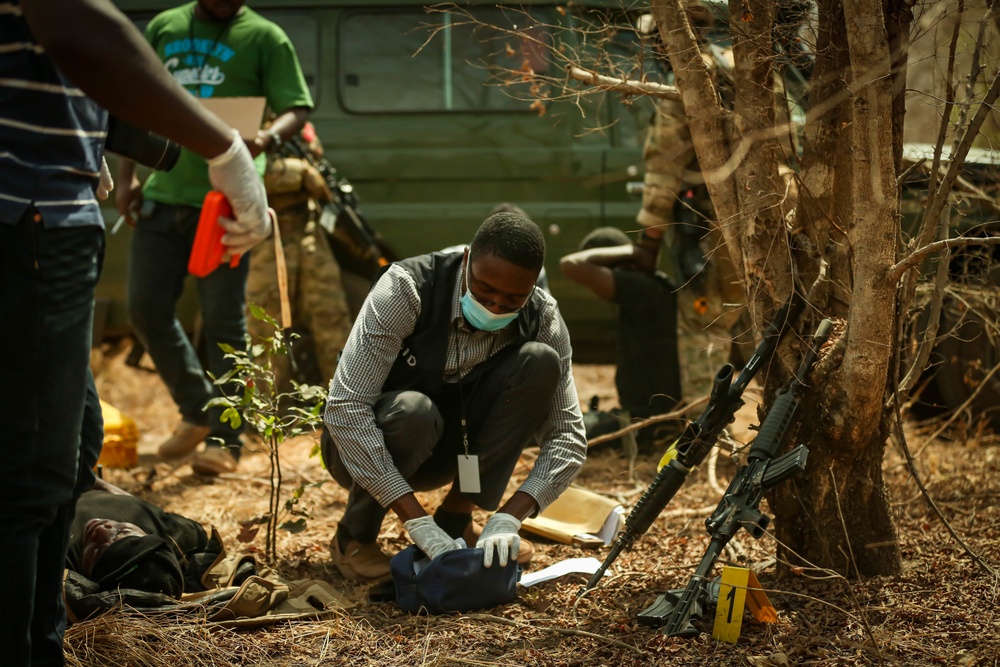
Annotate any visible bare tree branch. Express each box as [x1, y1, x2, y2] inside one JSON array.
[[565, 65, 680, 100], [918, 69, 1000, 249], [896, 209, 952, 402], [887, 235, 1000, 284], [891, 379, 997, 576]]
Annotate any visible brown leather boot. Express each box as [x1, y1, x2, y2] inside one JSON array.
[[157, 421, 210, 460], [330, 536, 392, 583], [191, 447, 239, 476]]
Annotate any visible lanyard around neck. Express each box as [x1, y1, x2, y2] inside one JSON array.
[[187, 10, 231, 97]]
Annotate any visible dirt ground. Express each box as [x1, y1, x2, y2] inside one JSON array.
[[71, 342, 1000, 667]]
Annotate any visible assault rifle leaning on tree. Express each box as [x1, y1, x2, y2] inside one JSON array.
[[583, 294, 803, 592], [636, 318, 833, 636]]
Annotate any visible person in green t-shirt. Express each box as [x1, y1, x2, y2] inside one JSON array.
[[116, 0, 313, 476]]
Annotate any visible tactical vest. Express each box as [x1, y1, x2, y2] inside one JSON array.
[[377, 251, 545, 397]]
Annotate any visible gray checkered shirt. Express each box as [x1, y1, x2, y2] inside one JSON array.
[[324, 254, 587, 512]]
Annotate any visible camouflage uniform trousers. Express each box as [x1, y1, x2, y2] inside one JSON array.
[[246, 200, 352, 390], [638, 97, 744, 400]]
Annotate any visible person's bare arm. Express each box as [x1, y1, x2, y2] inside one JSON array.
[[496, 491, 539, 522], [114, 159, 142, 224], [251, 107, 311, 157], [559, 244, 635, 301], [390, 493, 429, 523], [21, 0, 232, 159]]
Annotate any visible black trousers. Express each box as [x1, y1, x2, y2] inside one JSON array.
[[323, 341, 561, 543], [0, 211, 104, 667]]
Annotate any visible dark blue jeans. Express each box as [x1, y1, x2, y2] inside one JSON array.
[[0, 212, 104, 666], [127, 201, 248, 449]]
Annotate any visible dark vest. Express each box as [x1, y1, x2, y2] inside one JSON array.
[[377, 252, 546, 397]]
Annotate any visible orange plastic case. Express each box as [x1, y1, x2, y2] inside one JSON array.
[[188, 190, 240, 277]]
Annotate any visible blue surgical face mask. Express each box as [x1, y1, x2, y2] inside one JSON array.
[[460, 262, 520, 331]]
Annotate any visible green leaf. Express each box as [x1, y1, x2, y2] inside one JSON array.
[[220, 407, 242, 429], [212, 368, 238, 386], [248, 302, 266, 320], [240, 386, 255, 407], [217, 343, 237, 355]]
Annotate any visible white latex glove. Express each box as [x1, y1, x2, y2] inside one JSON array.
[[404, 515, 463, 561], [218, 208, 276, 256], [96, 156, 114, 200], [476, 512, 521, 568], [207, 129, 270, 254]]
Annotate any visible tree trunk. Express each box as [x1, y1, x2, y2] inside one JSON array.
[[773, 0, 905, 577], [652, 0, 908, 577], [769, 403, 900, 576]]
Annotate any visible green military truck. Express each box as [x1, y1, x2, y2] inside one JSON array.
[[99, 0, 658, 360], [100, 0, 999, 427]]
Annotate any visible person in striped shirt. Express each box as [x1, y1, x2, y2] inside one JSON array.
[[0, 1, 270, 664], [322, 212, 588, 583]]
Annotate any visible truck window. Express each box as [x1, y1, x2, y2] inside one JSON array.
[[339, 7, 552, 113]]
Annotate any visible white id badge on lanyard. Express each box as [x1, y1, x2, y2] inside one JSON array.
[[457, 454, 481, 494]]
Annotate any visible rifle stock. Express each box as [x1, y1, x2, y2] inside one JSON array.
[[581, 295, 803, 593]]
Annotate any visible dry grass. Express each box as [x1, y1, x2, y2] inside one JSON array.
[[80, 346, 1000, 667]]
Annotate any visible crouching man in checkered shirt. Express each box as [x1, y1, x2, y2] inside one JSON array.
[[321, 211, 588, 583]]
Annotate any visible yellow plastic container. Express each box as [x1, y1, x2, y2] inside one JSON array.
[[97, 400, 139, 470]]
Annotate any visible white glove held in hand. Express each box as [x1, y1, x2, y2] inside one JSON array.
[[207, 129, 270, 253], [404, 516, 463, 561], [218, 209, 275, 256], [97, 156, 114, 200], [476, 512, 521, 568]]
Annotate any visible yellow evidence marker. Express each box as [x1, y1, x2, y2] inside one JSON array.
[[712, 566, 779, 643], [712, 565, 750, 643]]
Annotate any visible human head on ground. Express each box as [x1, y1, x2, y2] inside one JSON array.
[[462, 212, 545, 322], [80, 518, 184, 597], [196, 0, 246, 22]]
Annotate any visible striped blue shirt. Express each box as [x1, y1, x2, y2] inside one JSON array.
[[0, 0, 108, 228]]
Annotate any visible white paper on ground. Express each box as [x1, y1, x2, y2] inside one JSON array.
[[518, 557, 607, 587], [599, 505, 626, 544]]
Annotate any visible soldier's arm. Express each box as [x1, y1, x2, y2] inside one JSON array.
[[559, 244, 635, 301], [252, 107, 310, 157]]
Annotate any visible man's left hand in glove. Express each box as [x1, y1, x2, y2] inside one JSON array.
[[476, 512, 522, 568]]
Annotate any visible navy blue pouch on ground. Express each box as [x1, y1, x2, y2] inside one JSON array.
[[390, 545, 518, 614]]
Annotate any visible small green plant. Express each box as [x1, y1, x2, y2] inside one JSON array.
[[206, 303, 327, 565]]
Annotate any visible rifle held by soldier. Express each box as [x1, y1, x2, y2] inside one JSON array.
[[581, 294, 804, 593], [280, 135, 393, 278], [636, 318, 833, 636]]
